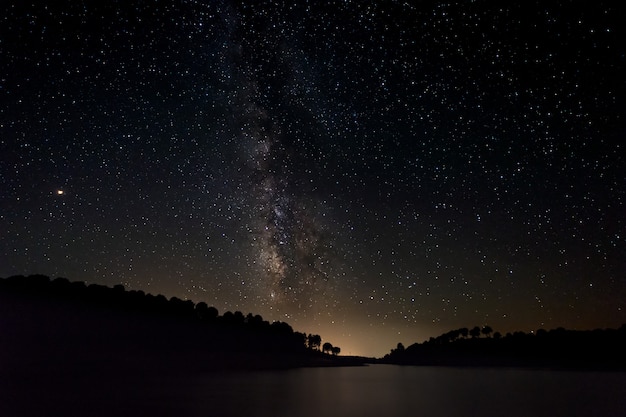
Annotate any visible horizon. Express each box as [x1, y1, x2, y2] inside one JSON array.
[[3, 274, 624, 358], [1, 1, 624, 360]]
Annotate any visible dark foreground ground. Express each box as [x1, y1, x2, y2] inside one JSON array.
[[0, 278, 368, 416], [3, 275, 624, 416]]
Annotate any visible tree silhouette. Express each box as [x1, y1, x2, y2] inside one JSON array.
[[270, 320, 294, 336], [482, 325, 493, 338], [293, 331, 307, 348], [245, 313, 265, 329], [307, 334, 321, 351], [169, 296, 195, 317], [322, 342, 333, 354], [331, 346, 340, 356], [221, 310, 245, 326], [195, 302, 211, 320], [470, 326, 481, 338], [448, 329, 461, 342]]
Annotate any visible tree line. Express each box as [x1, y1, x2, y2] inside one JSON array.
[[383, 324, 626, 369], [0, 274, 343, 371]]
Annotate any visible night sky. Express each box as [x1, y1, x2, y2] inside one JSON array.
[[1, 0, 624, 357]]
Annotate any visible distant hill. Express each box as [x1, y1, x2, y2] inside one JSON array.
[[0, 274, 361, 374], [381, 325, 626, 370]]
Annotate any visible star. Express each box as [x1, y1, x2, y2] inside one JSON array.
[[1, 0, 624, 358]]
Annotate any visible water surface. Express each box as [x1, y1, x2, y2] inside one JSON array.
[[5, 364, 625, 416]]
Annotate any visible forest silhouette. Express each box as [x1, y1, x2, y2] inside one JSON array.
[[382, 324, 626, 370], [0, 275, 359, 374], [3, 275, 625, 373]]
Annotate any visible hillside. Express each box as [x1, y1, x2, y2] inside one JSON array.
[[1, 275, 362, 375], [382, 325, 626, 370]]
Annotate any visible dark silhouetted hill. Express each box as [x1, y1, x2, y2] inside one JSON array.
[[382, 325, 626, 370], [0, 275, 360, 375]]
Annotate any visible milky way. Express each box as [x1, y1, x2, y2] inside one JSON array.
[[219, 8, 343, 315], [1, 0, 624, 356], [237, 88, 337, 312]]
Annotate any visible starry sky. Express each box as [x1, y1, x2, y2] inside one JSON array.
[[1, 0, 625, 357]]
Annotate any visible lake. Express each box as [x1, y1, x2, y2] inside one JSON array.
[[4, 364, 626, 416]]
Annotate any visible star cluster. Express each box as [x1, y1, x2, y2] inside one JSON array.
[[1, 0, 624, 356]]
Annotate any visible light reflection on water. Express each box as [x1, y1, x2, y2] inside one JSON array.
[[5, 365, 626, 416], [188, 365, 626, 417]]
